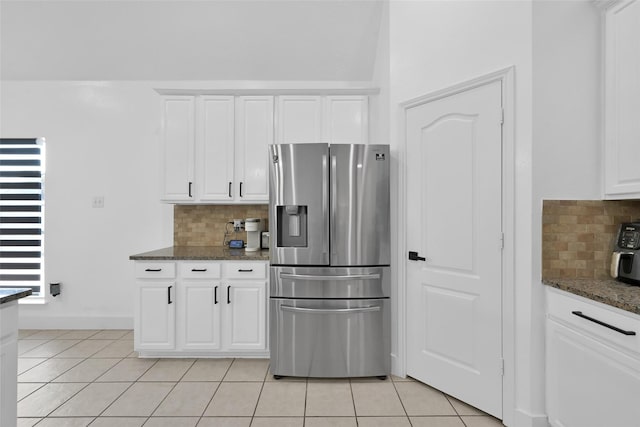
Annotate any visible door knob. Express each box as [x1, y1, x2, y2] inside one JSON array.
[[408, 251, 426, 261]]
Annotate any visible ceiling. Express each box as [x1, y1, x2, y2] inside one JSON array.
[[0, 0, 383, 81]]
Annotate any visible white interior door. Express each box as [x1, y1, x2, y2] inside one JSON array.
[[405, 80, 503, 417]]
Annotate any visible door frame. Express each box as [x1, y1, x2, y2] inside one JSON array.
[[396, 66, 515, 423]]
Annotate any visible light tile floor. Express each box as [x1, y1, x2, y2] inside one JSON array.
[[16, 329, 505, 427]]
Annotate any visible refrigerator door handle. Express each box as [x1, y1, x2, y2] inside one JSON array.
[[330, 154, 337, 259], [279, 273, 380, 281], [322, 153, 329, 257], [280, 305, 381, 315]]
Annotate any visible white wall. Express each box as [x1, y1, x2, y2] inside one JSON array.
[[387, 1, 536, 426], [531, 1, 601, 424], [1, 0, 383, 81], [0, 81, 174, 328], [388, 1, 603, 426]]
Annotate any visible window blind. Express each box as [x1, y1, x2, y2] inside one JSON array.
[[0, 138, 45, 296]]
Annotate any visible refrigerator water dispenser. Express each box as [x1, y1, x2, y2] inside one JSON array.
[[277, 205, 307, 247]]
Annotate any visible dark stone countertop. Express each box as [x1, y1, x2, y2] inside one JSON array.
[[0, 288, 33, 304], [542, 277, 640, 316], [130, 246, 270, 261]]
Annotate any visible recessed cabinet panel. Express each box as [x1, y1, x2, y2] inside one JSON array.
[[135, 282, 176, 350], [235, 96, 273, 202], [276, 96, 323, 144], [604, 0, 640, 198], [181, 281, 221, 350], [323, 96, 369, 144], [225, 282, 266, 350], [162, 97, 195, 202], [199, 96, 235, 201]]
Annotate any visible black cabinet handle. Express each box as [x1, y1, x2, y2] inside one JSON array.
[[408, 251, 426, 261], [238, 269, 253, 272], [191, 268, 207, 272], [167, 285, 173, 304], [145, 268, 162, 272], [571, 311, 636, 336], [239, 182, 243, 197], [188, 182, 193, 198], [227, 285, 231, 304], [214, 286, 218, 304], [228, 182, 232, 198]]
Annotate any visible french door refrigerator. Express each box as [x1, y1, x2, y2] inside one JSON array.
[[268, 143, 390, 378]]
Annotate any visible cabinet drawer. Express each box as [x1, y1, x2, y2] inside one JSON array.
[[135, 262, 176, 279], [223, 262, 266, 279], [180, 262, 221, 279], [547, 287, 640, 355]]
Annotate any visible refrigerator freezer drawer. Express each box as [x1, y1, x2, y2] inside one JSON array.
[[270, 266, 390, 299], [270, 298, 390, 378]]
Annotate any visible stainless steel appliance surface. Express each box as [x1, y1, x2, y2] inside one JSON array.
[[611, 222, 640, 285], [268, 143, 391, 379]]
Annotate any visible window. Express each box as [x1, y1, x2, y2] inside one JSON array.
[[0, 138, 45, 297]]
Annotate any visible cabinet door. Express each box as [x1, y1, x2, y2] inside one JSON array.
[[604, 0, 640, 198], [224, 281, 267, 350], [276, 96, 323, 144], [546, 318, 640, 427], [235, 96, 273, 202], [180, 280, 222, 350], [135, 281, 176, 350], [161, 96, 195, 202], [198, 96, 235, 201], [323, 96, 369, 144]]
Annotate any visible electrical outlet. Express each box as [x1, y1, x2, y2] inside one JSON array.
[[233, 219, 245, 232], [92, 196, 104, 208]]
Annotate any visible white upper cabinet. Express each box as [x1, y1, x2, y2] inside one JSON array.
[[198, 96, 235, 202], [234, 96, 273, 202], [160, 95, 273, 203], [161, 92, 370, 203], [161, 96, 195, 202], [602, 0, 640, 199], [276, 96, 323, 144], [323, 95, 369, 144], [275, 95, 369, 145]]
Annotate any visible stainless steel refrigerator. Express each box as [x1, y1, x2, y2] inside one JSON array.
[[268, 143, 390, 378]]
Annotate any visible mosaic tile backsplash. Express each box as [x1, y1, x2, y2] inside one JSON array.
[[542, 200, 640, 279], [174, 205, 269, 247]]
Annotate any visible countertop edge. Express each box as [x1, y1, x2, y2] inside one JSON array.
[[130, 246, 270, 261], [542, 278, 640, 316], [0, 289, 33, 305]]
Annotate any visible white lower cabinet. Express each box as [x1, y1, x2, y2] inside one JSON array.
[[134, 260, 268, 357], [545, 287, 640, 427], [134, 262, 176, 351]]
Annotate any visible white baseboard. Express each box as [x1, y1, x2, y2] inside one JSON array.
[[18, 315, 133, 330], [512, 409, 550, 427], [390, 352, 404, 378]]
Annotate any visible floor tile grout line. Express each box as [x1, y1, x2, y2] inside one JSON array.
[[146, 358, 197, 419], [389, 372, 413, 425], [92, 357, 161, 419], [194, 357, 232, 421], [348, 378, 359, 426]]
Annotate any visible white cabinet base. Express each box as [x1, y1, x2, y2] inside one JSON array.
[[134, 260, 268, 358], [546, 287, 640, 427], [1, 301, 19, 427]]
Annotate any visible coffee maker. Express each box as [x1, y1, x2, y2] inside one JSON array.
[[245, 218, 262, 252], [611, 222, 640, 285]]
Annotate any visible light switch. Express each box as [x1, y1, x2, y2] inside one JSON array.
[[92, 196, 104, 208]]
